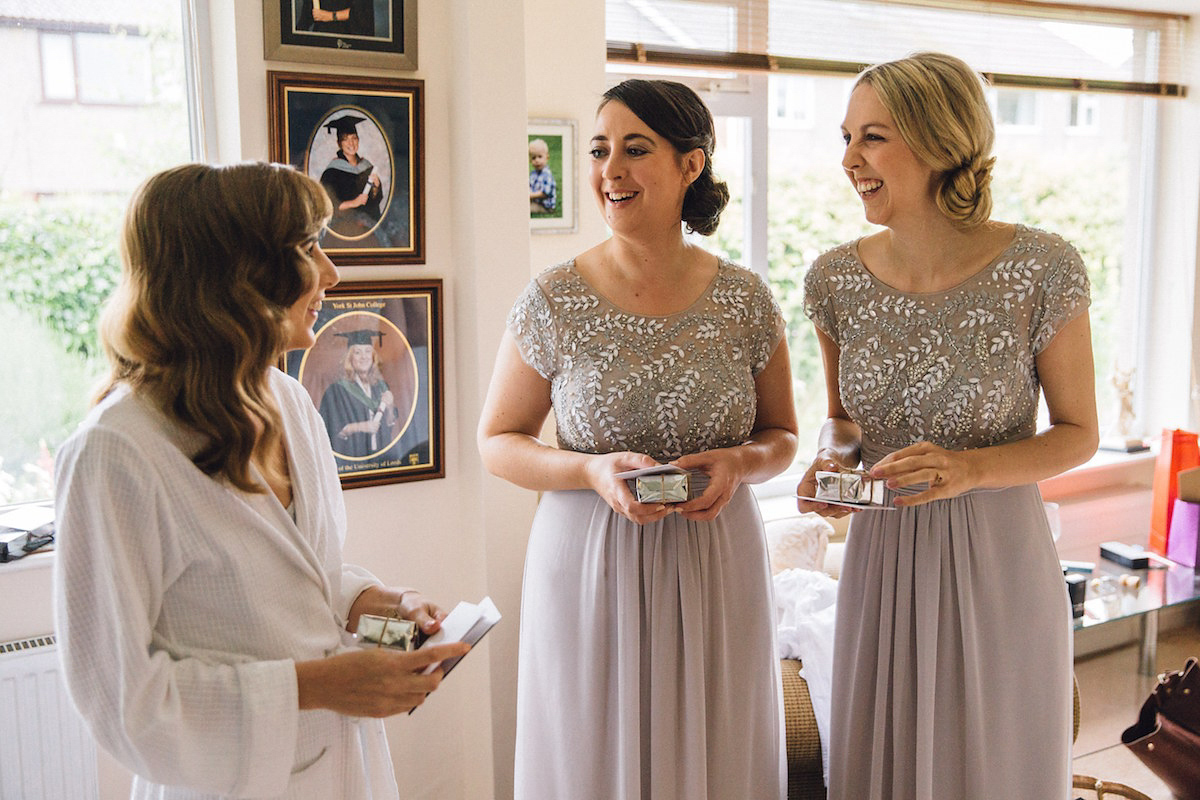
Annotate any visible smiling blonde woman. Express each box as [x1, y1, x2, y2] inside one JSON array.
[[798, 52, 1098, 800]]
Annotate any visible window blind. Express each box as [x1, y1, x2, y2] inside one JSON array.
[[606, 0, 1188, 96]]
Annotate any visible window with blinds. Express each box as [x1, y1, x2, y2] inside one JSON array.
[[607, 0, 1187, 96]]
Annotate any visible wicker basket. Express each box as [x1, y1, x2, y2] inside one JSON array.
[[1070, 775, 1153, 800]]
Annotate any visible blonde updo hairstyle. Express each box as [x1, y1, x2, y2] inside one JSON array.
[[855, 52, 996, 228], [99, 162, 332, 492]]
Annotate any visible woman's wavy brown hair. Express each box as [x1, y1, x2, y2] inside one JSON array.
[[98, 162, 332, 492], [856, 52, 996, 228]]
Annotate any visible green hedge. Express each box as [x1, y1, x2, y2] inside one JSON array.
[[0, 198, 122, 358]]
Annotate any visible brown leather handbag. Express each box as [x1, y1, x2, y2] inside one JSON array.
[[1121, 657, 1200, 800]]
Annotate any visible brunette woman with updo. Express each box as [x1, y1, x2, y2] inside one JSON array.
[[798, 53, 1098, 798], [479, 79, 797, 799], [53, 162, 466, 799]]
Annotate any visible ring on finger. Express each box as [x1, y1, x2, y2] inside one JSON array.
[[932, 472, 944, 486]]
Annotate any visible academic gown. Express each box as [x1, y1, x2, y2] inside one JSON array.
[[53, 369, 398, 799], [319, 377, 397, 459], [296, 0, 375, 36], [321, 154, 383, 239]]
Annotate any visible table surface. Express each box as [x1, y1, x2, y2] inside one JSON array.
[[1072, 548, 1200, 630]]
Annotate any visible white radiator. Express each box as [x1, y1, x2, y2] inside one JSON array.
[[0, 634, 99, 800]]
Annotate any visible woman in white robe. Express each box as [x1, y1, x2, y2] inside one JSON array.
[[53, 162, 468, 799]]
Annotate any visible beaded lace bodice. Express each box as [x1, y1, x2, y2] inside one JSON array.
[[509, 259, 785, 461], [803, 225, 1090, 453]]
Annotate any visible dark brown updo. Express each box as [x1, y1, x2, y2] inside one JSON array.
[[600, 79, 730, 235]]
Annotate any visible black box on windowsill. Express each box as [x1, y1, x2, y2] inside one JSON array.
[[1099, 541, 1151, 570], [0, 504, 55, 563], [1065, 573, 1087, 618]]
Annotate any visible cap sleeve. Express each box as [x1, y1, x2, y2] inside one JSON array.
[[803, 257, 840, 343], [746, 270, 787, 376], [506, 277, 558, 379], [1031, 238, 1091, 355]]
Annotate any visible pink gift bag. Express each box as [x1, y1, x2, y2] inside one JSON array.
[[1151, 429, 1200, 555], [1166, 498, 1200, 568]]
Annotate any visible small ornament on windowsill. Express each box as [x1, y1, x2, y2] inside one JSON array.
[[1099, 365, 1150, 453]]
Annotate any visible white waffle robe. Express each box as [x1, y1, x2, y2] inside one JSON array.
[[54, 369, 398, 799]]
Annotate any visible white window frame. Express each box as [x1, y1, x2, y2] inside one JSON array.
[[37, 28, 156, 108], [38, 31, 77, 103], [768, 74, 816, 130], [992, 87, 1041, 131], [1068, 94, 1101, 133]]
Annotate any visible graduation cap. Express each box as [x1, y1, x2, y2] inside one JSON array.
[[335, 329, 384, 346], [325, 114, 366, 138]]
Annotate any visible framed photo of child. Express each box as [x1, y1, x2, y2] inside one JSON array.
[[263, 1, 417, 70], [528, 118, 578, 234], [283, 279, 444, 487], [268, 70, 425, 265]]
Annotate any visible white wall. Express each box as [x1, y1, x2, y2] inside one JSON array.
[[524, 0, 610, 276]]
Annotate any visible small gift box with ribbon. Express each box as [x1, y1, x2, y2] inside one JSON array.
[[355, 613, 419, 651], [615, 464, 710, 505], [635, 473, 689, 504], [814, 470, 885, 506]]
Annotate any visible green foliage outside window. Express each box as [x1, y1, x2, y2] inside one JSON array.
[[0, 198, 122, 358], [0, 198, 120, 503]]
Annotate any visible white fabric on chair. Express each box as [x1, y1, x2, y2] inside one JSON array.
[[774, 567, 838, 783]]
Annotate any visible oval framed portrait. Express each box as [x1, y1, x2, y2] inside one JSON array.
[[306, 106, 395, 244], [284, 280, 443, 487]]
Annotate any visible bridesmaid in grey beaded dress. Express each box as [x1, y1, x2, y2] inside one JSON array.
[[797, 53, 1099, 799], [479, 79, 797, 800]]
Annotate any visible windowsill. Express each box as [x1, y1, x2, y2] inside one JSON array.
[[751, 446, 1157, 521], [0, 499, 57, 574], [0, 549, 55, 575], [1038, 447, 1156, 501]]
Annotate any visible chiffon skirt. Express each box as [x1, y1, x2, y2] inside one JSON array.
[[827, 484, 1073, 800], [513, 485, 785, 800]]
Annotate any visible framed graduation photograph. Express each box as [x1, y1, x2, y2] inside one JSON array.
[[263, 0, 417, 70], [268, 71, 424, 265], [284, 280, 444, 487], [528, 118, 578, 234]]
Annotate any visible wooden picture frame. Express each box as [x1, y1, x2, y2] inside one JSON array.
[[268, 71, 425, 265], [528, 118, 578, 234], [263, 1, 417, 70], [284, 279, 444, 487]]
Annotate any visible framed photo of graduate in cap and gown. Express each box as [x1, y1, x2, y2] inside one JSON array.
[[263, 1, 417, 70], [268, 71, 424, 265], [284, 280, 443, 486], [318, 114, 386, 240], [318, 328, 398, 458]]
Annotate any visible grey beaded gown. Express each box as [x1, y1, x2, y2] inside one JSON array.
[[508, 259, 787, 800], [803, 225, 1090, 800]]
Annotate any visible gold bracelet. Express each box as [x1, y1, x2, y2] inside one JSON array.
[[392, 588, 419, 617]]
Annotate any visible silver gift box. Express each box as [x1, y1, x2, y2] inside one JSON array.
[[815, 470, 884, 505], [355, 614, 418, 651], [635, 473, 689, 504]]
